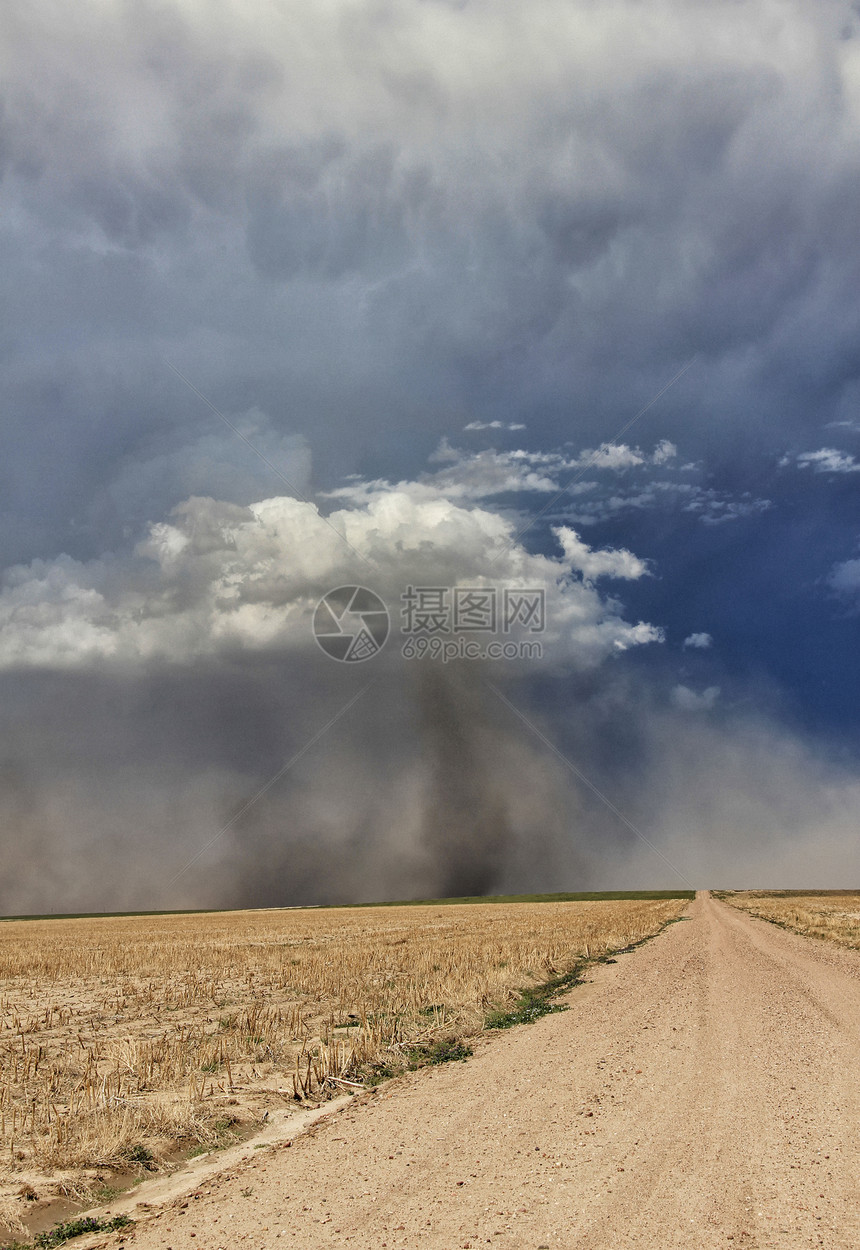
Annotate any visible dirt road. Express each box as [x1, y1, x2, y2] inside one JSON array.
[[110, 892, 860, 1249]]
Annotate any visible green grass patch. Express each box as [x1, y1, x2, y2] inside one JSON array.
[[362, 1062, 398, 1087], [405, 1038, 473, 1068], [120, 1144, 153, 1168], [90, 1186, 121, 1205], [485, 965, 585, 1029], [185, 1115, 240, 1158], [32, 1215, 133, 1248]]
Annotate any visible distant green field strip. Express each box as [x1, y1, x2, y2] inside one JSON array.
[[0, 889, 695, 923], [343, 889, 696, 908]]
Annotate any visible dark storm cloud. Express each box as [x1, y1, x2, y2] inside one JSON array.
[[3, 0, 860, 571], [2, 1, 860, 909], [414, 664, 513, 898], [0, 655, 593, 914]]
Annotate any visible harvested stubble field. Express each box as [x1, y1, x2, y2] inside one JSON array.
[[721, 890, 860, 947], [0, 896, 687, 1230]]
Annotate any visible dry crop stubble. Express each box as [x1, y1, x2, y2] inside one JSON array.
[[0, 897, 687, 1229], [720, 890, 860, 947]]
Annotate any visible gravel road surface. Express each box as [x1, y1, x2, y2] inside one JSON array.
[[103, 892, 860, 1249]]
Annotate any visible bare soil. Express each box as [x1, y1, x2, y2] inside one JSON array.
[[52, 892, 860, 1248]]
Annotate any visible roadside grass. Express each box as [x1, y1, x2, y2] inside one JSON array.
[[719, 890, 860, 948], [120, 1145, 154, 1169], [0, 1214, 134, 1250], [484, 912, 686, 1030], [405, 1039, 473, 1067], [34, 1215, 133, 1249], [485, 966, 584, 1029], [184, 1116, 241, 1159]]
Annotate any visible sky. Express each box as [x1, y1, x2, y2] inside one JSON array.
[[1, 0, 860, 912]]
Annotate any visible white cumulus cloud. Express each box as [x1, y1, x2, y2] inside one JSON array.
[[554, 528, 650, 582], [0, 483, 664, 671], [795, 448, 860, 473], [463, 421, 527, 432]]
